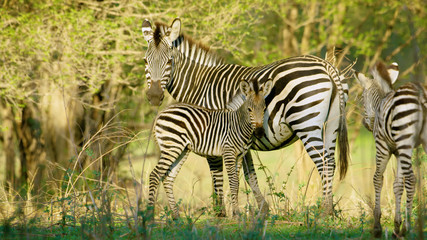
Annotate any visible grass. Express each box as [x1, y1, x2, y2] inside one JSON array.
[[0, 126, 426, 239]]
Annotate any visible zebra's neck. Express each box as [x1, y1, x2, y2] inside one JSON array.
[[167, 36, 247, 109], [364, 85, 387, 129], [371, 86, 387, 111], [172, 35, 224, 67]]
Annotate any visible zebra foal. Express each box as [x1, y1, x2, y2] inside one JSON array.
[[355, 62, 427, 238], [149, 79, 273, 219]]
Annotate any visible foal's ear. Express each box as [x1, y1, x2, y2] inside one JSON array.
[[141, 19, 153, 43], [262, 80, 273, 97], [388, 62, 399, 85], [240, 80, 251, 96], [165, 18, 181, 46]]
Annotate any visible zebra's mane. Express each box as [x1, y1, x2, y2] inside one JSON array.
[[154, 22, 225, 67]]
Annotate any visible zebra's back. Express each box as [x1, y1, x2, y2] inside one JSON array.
[[376, 83, 427, 150], [154, 103, 250, 157]]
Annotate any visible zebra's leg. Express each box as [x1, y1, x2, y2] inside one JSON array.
[[297, 133, 335, 215], [394, 148, 415, 237], [400, 162, 415, 236], [242, 152, 269, 216], [163, 149, 190, 220], [372, 147, 391, 238], [320, 90, 344, 216], [207, 156, 226, 217], [223, 150, 240, 217], [148, 145, 186, 219], [392, 159, 404, 238], [291, 94, 338, 215]]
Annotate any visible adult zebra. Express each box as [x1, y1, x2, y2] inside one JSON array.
[[355, 62, 427, 238], [151, 79, 272, 219], [141, 18, 350, 216]]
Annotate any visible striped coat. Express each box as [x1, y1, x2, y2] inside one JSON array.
[[149, 80, 272, 218], [355, 62, 427, 238]]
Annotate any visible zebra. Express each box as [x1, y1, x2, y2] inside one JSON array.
[[149, 79, 273, 218], [355, 62, 427, 238], [141, 18, 350, 216]]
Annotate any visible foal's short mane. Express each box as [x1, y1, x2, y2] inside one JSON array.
[[252, 79, 260, 94], [154, 21, 224, 66]]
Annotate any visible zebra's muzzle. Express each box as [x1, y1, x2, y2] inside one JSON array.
[[146, 80, 164, 106], [254, 127, 265, 138]]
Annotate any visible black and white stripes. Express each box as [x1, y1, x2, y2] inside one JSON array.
[[142, 18, 350, 215], [149, 80, 272, 218], [355, 62, 427, 238]]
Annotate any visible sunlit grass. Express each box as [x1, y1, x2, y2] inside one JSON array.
[[0, 126, 425, 239]]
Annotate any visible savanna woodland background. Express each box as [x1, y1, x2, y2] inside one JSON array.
[[0, 0, 426, 239]]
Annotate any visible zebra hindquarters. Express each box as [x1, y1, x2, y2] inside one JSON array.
[[389, 95, 423, 237], [287, 84, 336, 215]]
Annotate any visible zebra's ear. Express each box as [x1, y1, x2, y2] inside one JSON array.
[[142, 19, 153, 43], [262, 80, 273, 97], [388, 62, 399, 85], [240, 80, 251, 96], [354, 71, 372, 89], [166, 18, 181, 45]]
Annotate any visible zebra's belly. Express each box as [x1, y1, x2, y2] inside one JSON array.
[[251, 122, 298, 151], [190, 144, 222, 157], [190, 140, 249, 158]]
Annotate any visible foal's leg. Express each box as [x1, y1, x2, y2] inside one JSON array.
[[148, 144, 186, 218], [394, 148, 415, 237], [400, 163, 415, 236], [223, 148, 240, 217], [163, 149, 190, 219], [242, 152, 269, 216], [372, 147, 391, 238]]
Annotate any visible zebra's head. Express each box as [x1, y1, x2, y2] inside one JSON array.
[[355, 62, 399, 131], [142, 18, 181, 106], [240, 79, 273, 138]]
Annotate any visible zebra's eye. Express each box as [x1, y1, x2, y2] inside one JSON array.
[[165, 31, 170, 36]]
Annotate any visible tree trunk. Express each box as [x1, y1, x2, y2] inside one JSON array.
[[0, 100, 16, 191], [16, 104, 46, 195], [282, 5, 299, 57]]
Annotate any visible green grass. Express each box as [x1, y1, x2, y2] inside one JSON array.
[[0, 127, 425, 239], [0, 209, 421, 239]]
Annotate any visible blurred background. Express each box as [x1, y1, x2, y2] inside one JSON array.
[[0, 0, 425, 224]]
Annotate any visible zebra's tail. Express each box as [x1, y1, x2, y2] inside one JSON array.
[[324, 56, 351, 180], [337, 74, 350, 180]]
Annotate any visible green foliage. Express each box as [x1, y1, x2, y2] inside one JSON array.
[[0, 1, 426, 239]]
